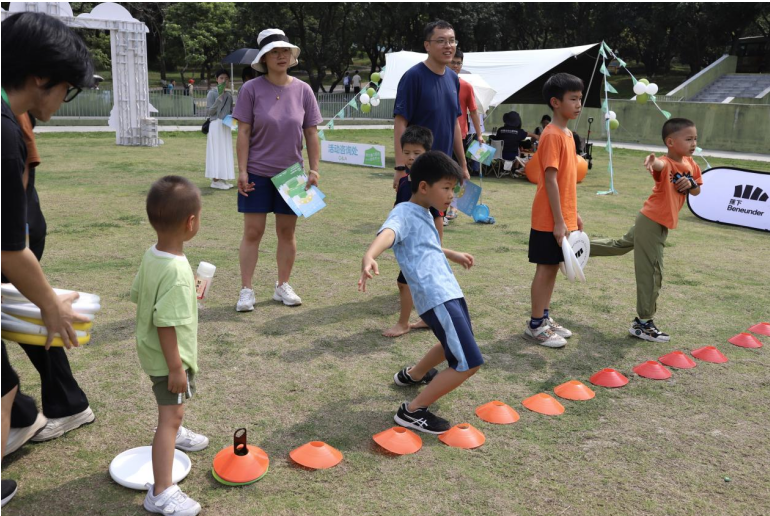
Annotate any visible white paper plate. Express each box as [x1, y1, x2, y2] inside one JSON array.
[[109, 446, 191, 490], [1, 285, 100, 305], [561, 237, 576, 281]]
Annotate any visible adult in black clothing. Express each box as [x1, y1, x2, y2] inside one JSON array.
[[1, 11, 93, 508], [490, 110, 540, 161]]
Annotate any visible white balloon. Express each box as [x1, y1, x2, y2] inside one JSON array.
[[645, 83, 659, 95], [371, 97, 380, 107], [608, 110, 617, 120], [359, 93, 370, 105], [633, 82, 647, 96]]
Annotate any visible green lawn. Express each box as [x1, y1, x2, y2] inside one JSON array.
[[3, 130, 769, 515]]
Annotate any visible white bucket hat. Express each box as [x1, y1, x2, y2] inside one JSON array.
[[252, 29, 300, 73]]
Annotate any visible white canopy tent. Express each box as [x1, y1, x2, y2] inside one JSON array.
[[378, 43, 600, 108]]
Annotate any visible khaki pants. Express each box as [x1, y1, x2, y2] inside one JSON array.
[[591, 212, 667, 320]]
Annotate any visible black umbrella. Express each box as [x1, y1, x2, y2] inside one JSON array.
[[222, 48, 259, 65]]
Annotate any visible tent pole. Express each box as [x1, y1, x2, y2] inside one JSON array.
[[575, 43, 601, 131]]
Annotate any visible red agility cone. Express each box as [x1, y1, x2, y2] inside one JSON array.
[[659, 350, 697, 369], [728, 333, 763, 349], [475, 401, 520, 425], [522, 393, 565, 415], [633, 360, 672, 380], [748, 322, 770, 336], [554, 380, 595, 401], [691, 346, 728, 364], [373, 427, 422, 455], [589, 368, 629, 388], [438, 424, 486, 449]]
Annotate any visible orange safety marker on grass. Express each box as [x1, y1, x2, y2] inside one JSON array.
[[289, 441, 343, 470], [728, 332, 763, 349], [748, 322, 770, 336], [522, 393, 565, 415], [691, 346, 728, 364], [659, 350, 697, 369], [212, 428, 269, 486], [438, 423, 486, 449], [372, 427, 422, 455], [475, 401, 520, 424], [554, 380, 595, 401], [633, 360, 672, 380], [589, 368, 629, 388]]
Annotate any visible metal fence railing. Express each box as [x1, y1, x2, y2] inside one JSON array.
[[52, 88, 396, 120]]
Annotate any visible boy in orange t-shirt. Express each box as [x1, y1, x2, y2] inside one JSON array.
[[591, 118, 703, 342], [524, 73, 585, 349]]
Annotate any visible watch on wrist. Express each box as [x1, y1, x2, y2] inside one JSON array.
[[394, 166, 407, 172]]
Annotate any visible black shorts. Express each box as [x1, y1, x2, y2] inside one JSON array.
[[528, 228, 564, 265], [2, 342, 20, 397]]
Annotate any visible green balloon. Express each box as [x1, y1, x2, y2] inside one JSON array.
[[636, 93, 649, 104], [361, 103, 371, 113], [366, 87, 376, 97], [609, 118, 620, 130], [371, 72, 381, 83], [639, 78, 650, 86]]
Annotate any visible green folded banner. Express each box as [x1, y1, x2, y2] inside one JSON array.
[[600, 63, 610, 76], [347, 99, 358, 110], [605, 82, 618, 94], [601, 99, 609, 113]]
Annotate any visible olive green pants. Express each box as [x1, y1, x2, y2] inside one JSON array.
[[590, 212, 668, 320]]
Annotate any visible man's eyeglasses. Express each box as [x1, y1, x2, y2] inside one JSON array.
[[428, 39, 459, 47], [64, 86, 82, 103]]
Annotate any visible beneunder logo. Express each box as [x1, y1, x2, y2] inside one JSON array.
[[727, 184, 767, 217]]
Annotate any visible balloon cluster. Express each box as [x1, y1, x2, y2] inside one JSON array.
[[359, 74, 384, 113], [605, 110, 619, 130], [632, 78, 658, 104]]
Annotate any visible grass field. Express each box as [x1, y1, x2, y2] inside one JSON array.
[[3, 130, 769, 516]]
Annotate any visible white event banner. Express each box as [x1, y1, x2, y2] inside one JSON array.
[[687, 167, 770, 232], [321, 141, 386, 168]]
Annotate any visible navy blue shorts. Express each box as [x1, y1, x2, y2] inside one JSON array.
[[421, 298, 483, 372], [237, 173, 296, 215]]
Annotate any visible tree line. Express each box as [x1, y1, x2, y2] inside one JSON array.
[[61, 3, 770, 92]]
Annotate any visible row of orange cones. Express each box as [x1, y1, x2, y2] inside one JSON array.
[[214, 324, 769, 476]]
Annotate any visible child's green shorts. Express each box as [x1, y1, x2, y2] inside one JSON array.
[[150, 370, 196, 406]]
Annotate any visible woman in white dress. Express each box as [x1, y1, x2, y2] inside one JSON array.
[[205, 69, 235, 189]]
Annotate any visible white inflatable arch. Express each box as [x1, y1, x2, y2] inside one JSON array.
[[1, 2, 159, 147]]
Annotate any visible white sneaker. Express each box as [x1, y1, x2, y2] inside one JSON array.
[[210, 180, 228, 190], [144, 484, 201, 516], [223, 182, 234, 189], [523, 320, 567, 348], [4, 412, 47, 456], [31, 406, 94, 442], [236, 288, 255, 312], [547, 316, 573, 339], [174, 426, 209, 452], [273, 282, 302, 306]]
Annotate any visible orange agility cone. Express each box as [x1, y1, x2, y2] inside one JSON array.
[[749, 322, 770, 336], [522, 393, 565, 415], [691, 346, 728, 363], [289, 441, 343, 470], [212, 429, 269, 486], [475, 401, 520, 424], [372, 427, 422, 455], [589, 368, 629, 388], [659, 350, 697, 369], [728, 332, 763, 349], [438, 423, 486, 449], [554, 380, 595, 401], [633, 360, 672, 380]]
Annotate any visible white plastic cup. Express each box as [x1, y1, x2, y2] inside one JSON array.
[[195, 261, 216, 305]]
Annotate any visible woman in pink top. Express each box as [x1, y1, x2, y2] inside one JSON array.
[[233, 29, 323, 312]]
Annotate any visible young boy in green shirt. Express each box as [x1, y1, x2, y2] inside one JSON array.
[[131, 176, 207, 516]]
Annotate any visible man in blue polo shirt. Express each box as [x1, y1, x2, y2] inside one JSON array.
[[393, 20, 470, 192]]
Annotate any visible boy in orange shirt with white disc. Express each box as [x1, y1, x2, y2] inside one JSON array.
[[591, 118, 703, 342]]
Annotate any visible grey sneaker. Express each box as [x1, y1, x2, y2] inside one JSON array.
[[4, 412, 47, 457], [174, 426, 209, 452], [524, 320, 567, 348], [144, 484, 201, 516], [31, 407, 94, 442], [236, 288, 255, 312], [273, 282, 302, 306], [547, 316, 573, 339]]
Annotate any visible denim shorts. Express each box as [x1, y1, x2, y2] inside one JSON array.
[[237, 173, 296, 215]]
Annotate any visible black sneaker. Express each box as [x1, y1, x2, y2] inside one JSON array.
[[393, 366, 438, 387], [629, 318, 671, 343], [394, 402, 451, 434], [1, 480, 18, 508]]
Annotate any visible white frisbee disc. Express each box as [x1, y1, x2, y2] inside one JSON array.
[[567, 231, 590, 271], [561, 237, 576, 281], [572, 249, 586, 282], [1, 285, 100, 305], [0, 312, 88, 337], [109, 446, 191, 490], [1, 302, 99, 319]]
